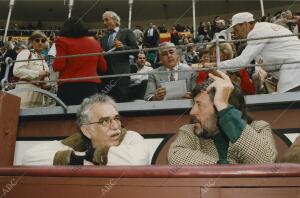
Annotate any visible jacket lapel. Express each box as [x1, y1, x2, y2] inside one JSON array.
[[159, 66, 169, 82], [178, 66, 184, 80]]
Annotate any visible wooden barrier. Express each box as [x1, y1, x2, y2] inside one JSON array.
[[0, 164, 300, 198]]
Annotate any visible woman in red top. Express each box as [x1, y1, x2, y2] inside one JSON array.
[[53, 17, 107, 105]]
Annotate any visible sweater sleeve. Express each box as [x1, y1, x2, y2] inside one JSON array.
[[218, 106, 277, 163], [218, 105, 247, 143], [219, 33, 269, 70]]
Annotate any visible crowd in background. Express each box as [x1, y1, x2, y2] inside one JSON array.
[[1, 9, 300, 107]]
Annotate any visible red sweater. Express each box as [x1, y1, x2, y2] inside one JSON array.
[[53, 36, 107, 85]]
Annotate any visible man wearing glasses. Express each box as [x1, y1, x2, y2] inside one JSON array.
[[144, 42, 197, 101], [22, 94, 149, 165]]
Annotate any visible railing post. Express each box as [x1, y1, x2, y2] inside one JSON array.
[[0, 91, 20, 166]]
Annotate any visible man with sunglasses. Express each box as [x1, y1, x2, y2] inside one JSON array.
[[144, 42, 197, 101], [22, 94, 149, 165]]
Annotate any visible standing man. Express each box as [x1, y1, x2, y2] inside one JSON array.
[[207, 12, 300, 93], [143, 23, 160, 48], [100, 11, 138, 102], [144, 23, 160, 66]]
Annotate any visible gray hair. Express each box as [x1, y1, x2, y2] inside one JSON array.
[[76, 94, 117, 126], [159, 42, 176, 54], [103, 11, 121, 26]]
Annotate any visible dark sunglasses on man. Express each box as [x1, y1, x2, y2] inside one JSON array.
[[34, 38, 47, 43]]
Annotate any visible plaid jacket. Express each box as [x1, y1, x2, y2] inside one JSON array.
[[168, 121, 277, 165]]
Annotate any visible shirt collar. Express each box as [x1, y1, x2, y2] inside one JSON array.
[[165, 64, 179, 71], [114, 27, 120, 33]]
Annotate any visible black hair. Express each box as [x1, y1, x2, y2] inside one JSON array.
[[60, 16, 89, 38], [192, 78, 253, 124]]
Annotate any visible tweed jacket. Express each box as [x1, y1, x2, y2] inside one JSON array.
[[144, 63, 197, 100], [168, 120, 277, 165]]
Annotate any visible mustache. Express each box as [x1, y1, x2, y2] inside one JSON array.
[[189, 116, 198, 124], [107, 129, 121, 137]]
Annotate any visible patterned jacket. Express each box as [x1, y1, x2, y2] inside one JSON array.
[[168, 107, 277, 165]]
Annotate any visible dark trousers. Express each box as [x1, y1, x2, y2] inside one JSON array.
[[129, 80, 148, 101], [57, 82, 98, 105], [99, 77, 130, 103]]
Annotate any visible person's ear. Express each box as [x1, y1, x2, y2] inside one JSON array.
[[80, 125, 92, 139]]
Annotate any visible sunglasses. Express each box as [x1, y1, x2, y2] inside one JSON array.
[[34, 38, 47, 43]]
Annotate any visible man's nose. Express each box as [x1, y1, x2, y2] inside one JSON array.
[[190, 105, 197, 116], [109, 119, 119, 130]]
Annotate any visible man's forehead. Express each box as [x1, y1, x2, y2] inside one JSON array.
[[160, 47, 176, 53], [102, 14, 111, 20], [138, 54, 145, 58], [194, 91, 209, 101], [89, 103, 118, 117]]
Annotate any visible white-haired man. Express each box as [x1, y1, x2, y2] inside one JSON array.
[[207, 12, 300, 93], [22, 94, 149, 165], [144, 42, 197, 101], [100, 11, 138, 102]]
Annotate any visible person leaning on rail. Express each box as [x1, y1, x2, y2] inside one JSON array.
[[22, 94, 149, 165], [205, 12, 300, 93], [168, 70, 277, 165], [144, 42, 197, 101]]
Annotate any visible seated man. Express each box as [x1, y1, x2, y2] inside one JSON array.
[[23, 94, 149, 165], [129, 52, 153, 101], [168, 70, 277, 165], [144, 42, 197, 101]]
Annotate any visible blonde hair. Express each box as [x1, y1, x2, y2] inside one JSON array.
[[206, 42, 233, 60]]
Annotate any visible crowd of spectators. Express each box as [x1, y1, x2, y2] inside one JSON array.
[[1, 9, 300, 107]]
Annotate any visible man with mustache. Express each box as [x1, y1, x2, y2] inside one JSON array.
[[23, 94, 149, 165], [168, 70, 277, 165]]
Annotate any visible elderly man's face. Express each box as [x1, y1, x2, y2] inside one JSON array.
[[81, 103, 122, 148], [232, 23, 251, 39], [159, 47, 179, 69], [190, 92, 218, 138], [102, 14, 117, 31]]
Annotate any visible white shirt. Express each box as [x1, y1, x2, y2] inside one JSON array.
[[22, 131, 150, 166], [110, 27, 120, 41], [130, 65, 153, 85], [147, 28, 154, 37], [48, 43, 56, 57], [220, 22, 300, 93]]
